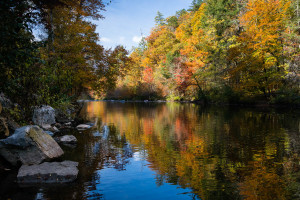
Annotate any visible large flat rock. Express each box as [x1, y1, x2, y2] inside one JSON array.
[[17, 161, 79, 183], [0, 126, 64, 166]]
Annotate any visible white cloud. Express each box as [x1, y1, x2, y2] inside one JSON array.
[[101, 37, 112, 43], [132, 36, 142, 43]]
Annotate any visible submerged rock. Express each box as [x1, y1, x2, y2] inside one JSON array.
[[17, 161, 79, 184], [32, 106, 56, 127], [76, 124, 92, 131], [0, 126, 64, 166]]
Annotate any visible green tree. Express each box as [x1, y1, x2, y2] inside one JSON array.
[[188, 0, 204, 11], [155, 11, 166, 26], [0, 0, 42, 107]]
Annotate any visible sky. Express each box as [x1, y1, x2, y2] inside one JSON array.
[[95, 0, 192, 50]]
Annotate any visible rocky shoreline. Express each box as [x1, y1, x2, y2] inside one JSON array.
[[0, 94, 94, 184]]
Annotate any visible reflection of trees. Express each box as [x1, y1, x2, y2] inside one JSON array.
[[239, 155, 285, 200], [42, 122, 133, 200], [82, 102, 300, 200]]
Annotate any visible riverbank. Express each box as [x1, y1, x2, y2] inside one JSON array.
[[95, 98, 300, 108], [0, 92, 97, 184]]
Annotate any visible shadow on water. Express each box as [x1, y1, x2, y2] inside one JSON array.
[[1, 101, 300, 200]]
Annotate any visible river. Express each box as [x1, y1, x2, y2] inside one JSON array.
[[1, 101, 300, 200]]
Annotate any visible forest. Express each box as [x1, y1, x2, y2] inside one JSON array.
[[115, 0, 300, 104], [0, 0, 300, 120], [0, 0, 131, 118]]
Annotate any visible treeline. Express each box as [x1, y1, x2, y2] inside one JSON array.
[[113, 0, 300, 104], [0, 0, 130, 117]]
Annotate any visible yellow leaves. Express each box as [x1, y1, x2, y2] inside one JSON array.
[[228, 0, 292, 94], [141, 57, 151, 68], [175, 13, 192, 42], [240, 0, 291, 50], [191, 3, 207, 36], [265, 55, 278, 67]]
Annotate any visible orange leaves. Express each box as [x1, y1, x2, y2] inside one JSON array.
[[143, 67, 154, 84], [229, 0, 292, 94], [239, 0, 291, 57]]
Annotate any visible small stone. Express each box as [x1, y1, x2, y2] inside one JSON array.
[[64, 122, 72, 126], [76, 124, 92, 131], [52, 126, 59, 132], [42, 124, 52, 130], [17, 161, 79, 183], [58, 135, 77, 144], [42, 124, 59, 133]]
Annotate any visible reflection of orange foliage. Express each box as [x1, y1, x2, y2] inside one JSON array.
[[86, 102, 105, 119], [83, 102, 294, 199], [239, 156, 285, 200], [143, 118, 154, 135], [175, 135, 211, 197]]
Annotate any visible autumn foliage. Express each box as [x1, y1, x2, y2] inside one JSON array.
[[112, 0, 299, 103]]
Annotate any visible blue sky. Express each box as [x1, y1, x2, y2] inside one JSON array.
[[95, 0, 192, 50]]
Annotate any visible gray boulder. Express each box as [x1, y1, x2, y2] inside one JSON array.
[[17, 161, 79, 183], [0, 126, 64, 166], [32, 106, 56, 127]]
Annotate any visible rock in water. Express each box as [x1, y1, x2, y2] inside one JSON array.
[[57, 135, 77, 144], [76, 124, 92, 131], [41, 124, 59, 133], [0, 126, 64, 166], [32, 106, 56, 127], [17, 161, 79, 183]]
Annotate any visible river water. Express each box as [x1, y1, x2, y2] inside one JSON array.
[[1, 101, 300, 200]]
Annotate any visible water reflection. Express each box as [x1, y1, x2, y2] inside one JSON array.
[[81, 102, 300, 200], [1, 102, 300, 200]]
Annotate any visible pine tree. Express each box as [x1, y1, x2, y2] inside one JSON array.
[[155, 11, 165, 26]]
